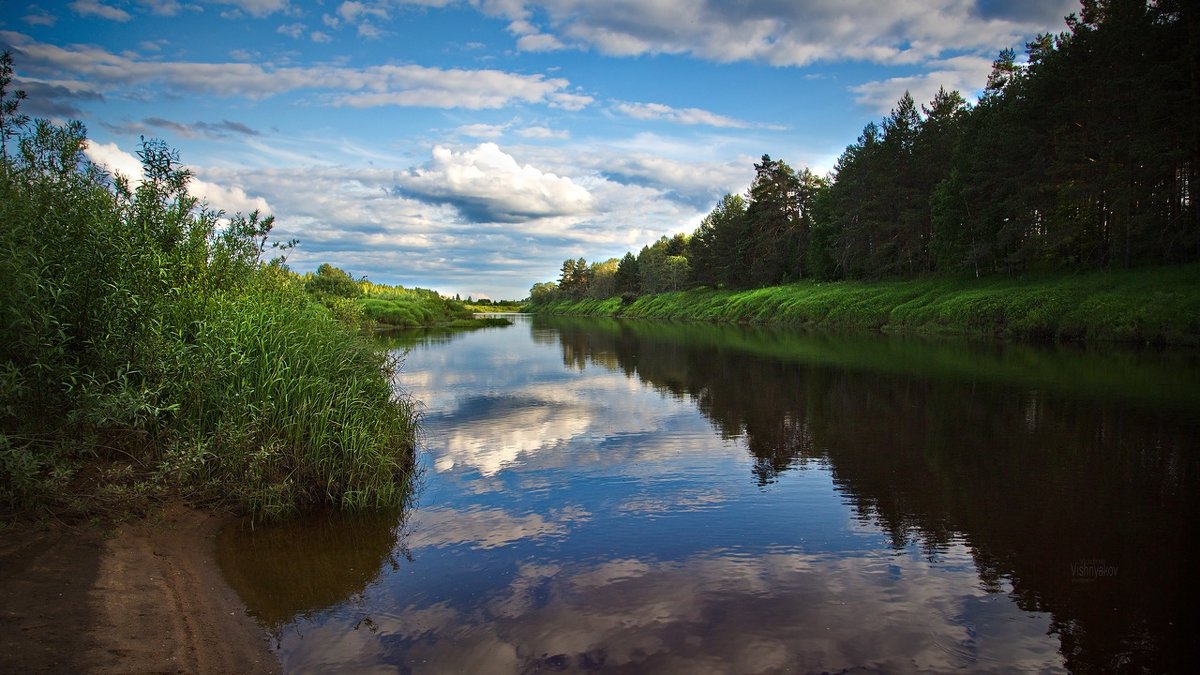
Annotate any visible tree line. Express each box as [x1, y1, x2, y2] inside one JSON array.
[[531, 0, 1198, 303]]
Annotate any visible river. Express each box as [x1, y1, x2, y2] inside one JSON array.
[[217, 314, 1200, 673]]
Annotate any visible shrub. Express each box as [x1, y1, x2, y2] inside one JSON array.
[[0, 54, 416, 517]]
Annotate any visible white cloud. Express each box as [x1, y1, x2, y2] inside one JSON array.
[[516, 33, 565, 52], [189, 177, 273, 215], [850, 55, 994, 113], [310, 31, 333, 43], [356, 22, 385, 39], [3, 32, 588, 111], [337, 0, 388, 23], [548, 91, 593, 111], [614, 101, 750, 129], [137, 0, 185, 16], [281, 545, 1063, 673], [396, 143, 594, 223], [456, 123, 509, 139], [484, 0, 1076, 68], [209, 0, 290, 18], [276, 22, 304, 39], [407, 505, 588, 549], [69, 0, 131, 22], [516, 126, 568, 140], [23, 8, 58, 26], [83, 141, 145, 187], [182, 156, 704, 299], [83, 141, 272, 216]]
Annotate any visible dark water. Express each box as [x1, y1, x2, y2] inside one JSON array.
[[218, 315, 1200, 673]]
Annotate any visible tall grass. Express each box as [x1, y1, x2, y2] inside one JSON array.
[[357, 282, 473, 327], [162, 276, 419, 517], [528, 265, 1200, 346], [0, 59, 416, 517]]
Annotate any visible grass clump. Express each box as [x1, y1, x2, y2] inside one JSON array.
[[0, 55, 416, 518]]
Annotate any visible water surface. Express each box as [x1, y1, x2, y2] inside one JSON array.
[[219, 315, 1200, 673]]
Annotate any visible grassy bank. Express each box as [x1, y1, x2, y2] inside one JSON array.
[[1, 71, 416, 519], [528, 264, 1200, 345], [358, 282, 474, 328]]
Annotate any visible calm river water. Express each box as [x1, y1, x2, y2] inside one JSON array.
[[218, 314, 1199, 673]]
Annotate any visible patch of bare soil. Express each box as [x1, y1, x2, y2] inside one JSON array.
[[1, 505, 278, 674]]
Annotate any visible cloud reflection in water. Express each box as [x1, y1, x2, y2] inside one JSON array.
[[279, 544, 1061, 674]]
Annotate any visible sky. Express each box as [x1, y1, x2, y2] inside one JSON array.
[[2, 0, 1078, 300]]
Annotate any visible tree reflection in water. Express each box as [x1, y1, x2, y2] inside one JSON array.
[[539, 315, 1199, 673]]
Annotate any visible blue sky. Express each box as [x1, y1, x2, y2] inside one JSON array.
[[3, 0, 1076, 299]]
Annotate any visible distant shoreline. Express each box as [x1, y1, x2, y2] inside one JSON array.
[[526, 264, 1200, 346]]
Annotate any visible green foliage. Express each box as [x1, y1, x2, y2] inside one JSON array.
[[357, 281, 473, 327], [529, 281, 560, 305], [305, 263, 361, 299], [463, 299, 523, 313], [615, 252, 640, 295], [532, 3, 1197, 302], [529, 264, 1200, 346], [165, 277, 417, 516], [0, 63, 416, 517]]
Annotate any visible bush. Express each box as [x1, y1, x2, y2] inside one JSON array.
[[0, 54, 416, 517]]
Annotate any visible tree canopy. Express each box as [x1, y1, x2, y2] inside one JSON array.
[[531, 1, 1197, 302]]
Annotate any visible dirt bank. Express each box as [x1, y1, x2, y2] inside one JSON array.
[[1, 505, 278, 674]]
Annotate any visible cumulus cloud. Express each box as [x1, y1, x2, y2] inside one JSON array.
[[1, 31, 586, 111], [506, 16, 565, 52], [82, 141, 273, 215], [434, 395, 593, 475], [395, 143, 594, 223], [547, 91, 593, 111], [516, 33, 565, 52], [177, 156, 699, 299], [276, 22, 305, 39], [613, 101, 751, 129], [83, 141, 145, 186], [69, 0, 131, 22], [850, 55, 994, 113], [336, 0, 396, 23], [356, 22, 385, 39], [189, 176, 273, 214]]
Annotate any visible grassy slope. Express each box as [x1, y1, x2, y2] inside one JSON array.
[[529, 264, 1200, 345], [357, 283, 517, 329]]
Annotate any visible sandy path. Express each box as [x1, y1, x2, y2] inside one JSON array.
[[1, 505, 278, 674]]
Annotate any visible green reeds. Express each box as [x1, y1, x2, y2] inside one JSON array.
[[165, 279, 418, 517], [0, 70, 418, 517]]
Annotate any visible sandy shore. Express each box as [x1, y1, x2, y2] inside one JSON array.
[[1, 504, 278, 674]]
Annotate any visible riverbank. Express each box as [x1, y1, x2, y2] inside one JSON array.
[[0, 505, 277, 674], [528, 264, 1200, 345]]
